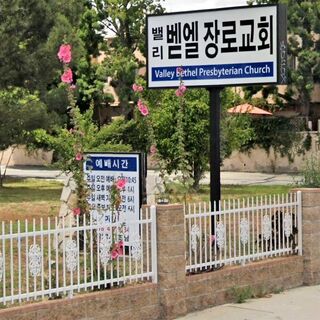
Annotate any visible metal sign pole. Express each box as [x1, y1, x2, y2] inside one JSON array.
[[209, 87, 223, 235]]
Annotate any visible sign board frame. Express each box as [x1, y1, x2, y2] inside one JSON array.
[[83, 152, 145, 243], [147, 4, 287, 89]]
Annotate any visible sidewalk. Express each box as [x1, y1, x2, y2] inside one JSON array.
[[3, 166, 301, 185], [176, 285, 320, 320]]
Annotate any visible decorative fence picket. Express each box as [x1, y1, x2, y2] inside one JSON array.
[[185, 192, 302, 273], [0, 206, 157, 305]]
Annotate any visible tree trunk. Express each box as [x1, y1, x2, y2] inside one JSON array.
[[192, 162, 203, 192], [299, 90, 311, 117], [0, 147, 15, 187]]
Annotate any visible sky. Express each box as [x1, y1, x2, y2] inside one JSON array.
[[163, 0, 248, 12]]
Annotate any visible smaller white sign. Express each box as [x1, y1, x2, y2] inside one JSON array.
[[84, 153, 141, 244]]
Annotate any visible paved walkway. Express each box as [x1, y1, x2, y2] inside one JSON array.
[[2, 166, 300, 186], [176, 285, 320, 320]]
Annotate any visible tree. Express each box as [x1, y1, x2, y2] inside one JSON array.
[[140, 86, 250, 191], [90, 0, 165, 117], [247, 0, 320, 117], [0, 88, 55, 186], [0, 0, 93, 121]]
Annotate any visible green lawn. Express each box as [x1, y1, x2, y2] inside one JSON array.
[[0, 178, 63, 221], [0, 177, 293, 220], [166, 183, 293, 203], [0, 178, 63, 203]]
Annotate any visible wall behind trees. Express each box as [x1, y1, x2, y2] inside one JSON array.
[[222, 132, 319, 173]]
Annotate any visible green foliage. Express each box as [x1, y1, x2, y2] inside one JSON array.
[[90, 0, 165, 116], [241, 117, 306, 162], [0, 0, 85, 91], [248, 0, 320, 116], [229, 286, 254, 303], [286, 0, 320, 115], [0, 87, 55, 151], [96, 118, 150, 153], [149, 88, 210, 190], [32, 106, 131, 173], [221, 114, 255, 159], [298, 153, 320, 187]]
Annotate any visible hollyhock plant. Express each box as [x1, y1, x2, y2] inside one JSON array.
[[150, 144, 158, 155], [61, 68, 73, 83], [116, 178, 127, 190], [72, 207, 81, 216], [111, 241, 124, 260], [139, 105, 149, 116], [175, 84, 187, 97], [210, 235, 216, 244], [57, 44, 72, 64], [176, 66, 184, 75], [179, 85, 187, 94], [137, 99, 149, 116], [137, 99, 144, 109], [75, 152, 83, 161], [132, 83, 143, 92]]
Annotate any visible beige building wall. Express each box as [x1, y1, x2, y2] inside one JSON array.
[[1, 146, 53, 166], [222, 132, 320, 173]]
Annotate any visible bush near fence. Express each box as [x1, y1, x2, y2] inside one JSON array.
[[0, 189, 319, 320]]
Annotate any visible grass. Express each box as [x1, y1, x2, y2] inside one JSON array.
[[229, 286, 254, 303], [167, 183, 293, 203], [0, 178, 63, 221], [0, 177, 293, 221]]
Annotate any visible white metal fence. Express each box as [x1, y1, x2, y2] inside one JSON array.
[[0, 206, 157, 305], [185, 192, 302, 273]]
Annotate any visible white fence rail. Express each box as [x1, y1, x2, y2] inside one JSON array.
[[0, 206, 157, 305], [185, 192, 302, 273]]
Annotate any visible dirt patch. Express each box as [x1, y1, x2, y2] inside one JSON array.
[[0, 202, 60, 221]]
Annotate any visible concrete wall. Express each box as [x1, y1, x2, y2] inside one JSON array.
[[222, 132, 319, 173], [0, 189, 319, 320], [1, 146, 52, 166]]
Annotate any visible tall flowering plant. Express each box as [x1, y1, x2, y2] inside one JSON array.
[[174, 67, 194, 204], [57, 43, 126, 262], [57, 43, 90, 218], [132, 67, 193, 203]]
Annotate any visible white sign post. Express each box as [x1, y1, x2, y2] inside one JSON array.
[[84, 153, 142, 243], [147, 4, 287, 88]]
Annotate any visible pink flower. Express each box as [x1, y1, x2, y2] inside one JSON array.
[[136, 99, 149, 116], [179, 85, 187, 94], [111, 249, 119, 260], [150, 145, 158, 154], [70, 84, 76, 90], [116, 240, 124, 252], [175, 88, 183, 97], [132, 83, 144, 92], [116, 178, 126, 190], [72, 207, 81, 216], [137, 99, 144, 108], [111, 241, 124, 260], [176, 66, 184, 75], [175, 84, 187, 97], [61, 68, 73, 83], [57, 44, 72, 64], [139, 105, 149, 116], [75, 152, 83, 161]]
